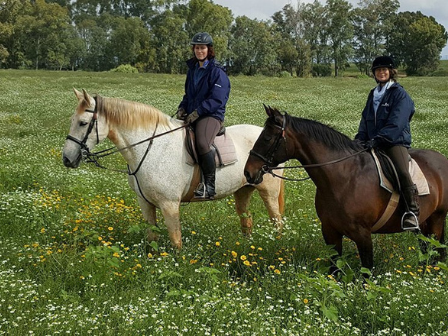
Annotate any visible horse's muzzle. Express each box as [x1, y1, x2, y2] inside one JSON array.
[[244, 169, 264, 185]]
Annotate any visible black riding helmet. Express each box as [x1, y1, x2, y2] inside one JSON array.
[[191, 32, 213, 46], [371, 56, 395, 72]]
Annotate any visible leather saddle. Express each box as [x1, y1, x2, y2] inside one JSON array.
[[185, 126, 238, 167]]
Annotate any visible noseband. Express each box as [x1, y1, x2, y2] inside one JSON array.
[[65, 98, 99, 158], [249, 115, 287, 171]]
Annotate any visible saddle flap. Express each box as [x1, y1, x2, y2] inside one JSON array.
[[185, 127, 238, 167], [371, 149, 430, 196]]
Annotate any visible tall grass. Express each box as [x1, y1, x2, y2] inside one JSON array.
[[1, 70, 448, 335]]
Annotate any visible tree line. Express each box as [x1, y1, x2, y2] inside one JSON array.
[[0, 0, 446, 76]]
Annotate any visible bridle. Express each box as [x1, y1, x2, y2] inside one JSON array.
[[65, 98, 99, 159], [249, 114, 287, 170], [249, 114, 368, 182]]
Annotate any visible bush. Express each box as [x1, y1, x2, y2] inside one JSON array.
[[278, 70, 292, 78], [312, 64, 332, 77], [110, 64, 139, 73]]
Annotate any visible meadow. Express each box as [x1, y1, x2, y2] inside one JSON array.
[[1, 68, 448, 335]]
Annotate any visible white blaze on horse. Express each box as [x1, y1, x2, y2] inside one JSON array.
[[62, 89, 285, 249]]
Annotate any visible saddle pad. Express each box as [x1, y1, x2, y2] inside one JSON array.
[[186, 132, 238, 167], [371, 150, 430, 195]]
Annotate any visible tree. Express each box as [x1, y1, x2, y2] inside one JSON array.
[[272, 3, 311, 77], [149, 7, 188, 73], [325, 0, 353, 77], [302, 0, 332, 76], [387, 11, 448, 75], [229, 16, 278, 75], [351, 0, 399, 75]]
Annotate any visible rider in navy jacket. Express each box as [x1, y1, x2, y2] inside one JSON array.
[[355, 82, 415, 148], [355, 56, 419, 232], [176, 32, 231, 200], [179, 57, 230, 122]]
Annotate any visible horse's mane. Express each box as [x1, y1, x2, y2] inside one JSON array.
[[95, 95, 170, 129], [286, 114, 363, 152]]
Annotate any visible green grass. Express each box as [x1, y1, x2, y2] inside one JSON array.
[[1, 70, 448, 335]]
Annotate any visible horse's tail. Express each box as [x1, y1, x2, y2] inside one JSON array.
[[278, 178, 285, 215]]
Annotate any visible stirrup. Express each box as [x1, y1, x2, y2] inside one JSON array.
[[401, 211, 420, 232], [194, 182, 214, 200]]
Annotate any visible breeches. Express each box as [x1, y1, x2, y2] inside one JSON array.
[[194, 117, 221, 155], [383, 145, 413, 189]]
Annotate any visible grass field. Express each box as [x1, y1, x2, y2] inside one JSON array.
[[1, 69, 448, 335]]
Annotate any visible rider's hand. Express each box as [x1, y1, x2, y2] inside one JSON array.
[[186, 110, 199, 124], [176, 107, 187, 120]]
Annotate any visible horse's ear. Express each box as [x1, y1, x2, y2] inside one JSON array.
[[74, 88, 83, 101], [263, 104, 272, 117]]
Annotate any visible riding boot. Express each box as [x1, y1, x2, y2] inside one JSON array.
[[401, 184, 420, 232], [194, 149, 216, 200]]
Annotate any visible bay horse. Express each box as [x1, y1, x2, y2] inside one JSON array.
[[62, 89, 285, 249], [244, 106, 448, 272]]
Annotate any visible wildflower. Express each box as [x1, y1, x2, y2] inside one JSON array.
[[190, 259, 198, 264], [240, 255, 247, 261], [274, 269, 281, 274], [40, 228, 45, 233], [243, 260, 251, 266], [215, 242, 221, 247], [231, 251, 238, 258], [113, 252, 120, 258], [108, 227, 114, 231], [303, 298, 309, 304], [191, 231, 196, 235]]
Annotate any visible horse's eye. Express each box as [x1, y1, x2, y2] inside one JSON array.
[[79, 121, 88, 127]]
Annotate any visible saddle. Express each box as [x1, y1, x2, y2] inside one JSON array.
[[370, 149, 429, 232], [371, 149, 429, 195], [185, 126, 238, 167]]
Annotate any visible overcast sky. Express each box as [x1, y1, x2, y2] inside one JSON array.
[[212, 0, 448, 58]]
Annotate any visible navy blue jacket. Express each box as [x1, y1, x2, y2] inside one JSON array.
[[355, 82, 415, 148], [178, 58, 230, 122]]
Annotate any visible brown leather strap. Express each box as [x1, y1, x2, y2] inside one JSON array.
[[371, 191, 400, 232]]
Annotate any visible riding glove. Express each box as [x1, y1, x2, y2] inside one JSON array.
[[176, 107, 187, 120], [186, 110, 199, 124]]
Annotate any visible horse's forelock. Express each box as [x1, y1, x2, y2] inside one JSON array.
[[96, 96, 170, 129]]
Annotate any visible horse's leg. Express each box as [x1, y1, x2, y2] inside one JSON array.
[[159, 201, 182, 250], [136, 196, 159, 243], [353, 233, 374, 272], [234, 186, 255, 236], [423, 211, 447, 262], [257, 179, 284, 232], [321, 224, 343, 275]]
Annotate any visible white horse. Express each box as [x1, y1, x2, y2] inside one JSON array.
[[62, 89, 285, 249]]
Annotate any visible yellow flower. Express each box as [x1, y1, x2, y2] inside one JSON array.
[[40, 228, 45, 233], [98, 236, 103, 241], [303, 298, 309, 304], [215, 242, 221, 247], [231, 251, 238, 258], [191, 231, 196, 235], [190, 259, 198, 264], [108, 227, 114, 231], [147, 253, 153, 258], [243, 260, 251, 266], [113, 252, 120, 258], [240, 255, 247, 261], [250, 245, 255, 250], [274, 269, 281, 274]]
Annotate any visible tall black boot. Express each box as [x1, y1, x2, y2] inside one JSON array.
[[401, 184, 420, 232], [194, 149, 216, 200]]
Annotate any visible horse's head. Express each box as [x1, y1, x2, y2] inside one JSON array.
[[62, 89, 109, 168], [244, 105, 288, 184]]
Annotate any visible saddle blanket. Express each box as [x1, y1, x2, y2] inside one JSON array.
[[186, 130, 238, 167], [371, 150, 430, 196]]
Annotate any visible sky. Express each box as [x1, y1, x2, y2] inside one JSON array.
[[212, 0, 448, 58]]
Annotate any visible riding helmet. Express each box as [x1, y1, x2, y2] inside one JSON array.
[[191, 32, 213, 46], [371, 56, 395, 71]]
